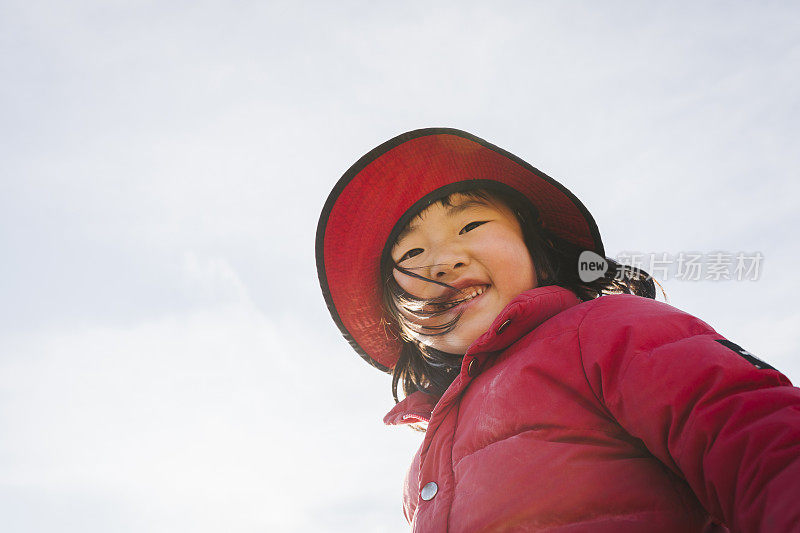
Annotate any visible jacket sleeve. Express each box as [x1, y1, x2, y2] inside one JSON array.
[[578, 296, 800, 533]]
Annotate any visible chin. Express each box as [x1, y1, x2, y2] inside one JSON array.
[[427, 322, 491, 355]]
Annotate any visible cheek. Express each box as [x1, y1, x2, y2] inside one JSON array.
[[392, 269, 440, 299], [485, 238, 537, 292], [392, 269, 414, 294]]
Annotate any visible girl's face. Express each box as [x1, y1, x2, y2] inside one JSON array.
[[390, 193, 538, 354]]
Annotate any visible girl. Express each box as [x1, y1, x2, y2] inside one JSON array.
[[315, 128, 800, 532]]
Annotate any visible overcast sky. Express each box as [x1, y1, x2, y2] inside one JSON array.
[[1, 2, 799, 531]]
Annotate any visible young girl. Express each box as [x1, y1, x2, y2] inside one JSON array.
[[315, 128, 800, 532]]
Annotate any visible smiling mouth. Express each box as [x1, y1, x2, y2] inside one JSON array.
[[455, 284, 490, 305], [413, 284, 491, 316]]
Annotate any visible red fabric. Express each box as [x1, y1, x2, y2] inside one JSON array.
[[386, 286, 800, 532]]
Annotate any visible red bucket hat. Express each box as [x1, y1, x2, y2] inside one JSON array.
[[316, 128, 604, 372]]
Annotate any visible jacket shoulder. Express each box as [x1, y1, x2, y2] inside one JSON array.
[[578, 294, 715, 334], [575, 294, 720, 358]]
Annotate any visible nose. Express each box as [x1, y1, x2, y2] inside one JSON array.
[[432, 261, 466, 279], [430, 245, 469, 279]]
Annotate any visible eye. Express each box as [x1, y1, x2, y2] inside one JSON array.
[[459, 221, 487, 234], [398, 248, 423, 263]]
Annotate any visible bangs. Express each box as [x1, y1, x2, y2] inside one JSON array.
[[394, 190, 500, 245]]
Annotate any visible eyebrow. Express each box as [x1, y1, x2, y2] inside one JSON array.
[[445, 199, 489, 217], [395, 198, 490, 244]]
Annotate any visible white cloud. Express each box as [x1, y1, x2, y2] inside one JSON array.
[[0, 301, 421, 532], [180, 252, 252, 305]]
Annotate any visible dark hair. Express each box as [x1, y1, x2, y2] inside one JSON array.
[[381, 188, 661, 407]]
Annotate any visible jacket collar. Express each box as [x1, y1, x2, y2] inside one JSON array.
[[385, 285, 582, 426], [383, 390, 438, 425]]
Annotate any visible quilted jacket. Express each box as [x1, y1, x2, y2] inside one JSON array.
[[384, 285, 800, 532]]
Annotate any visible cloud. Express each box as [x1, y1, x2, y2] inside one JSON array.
[[180, 252, 252, 306], [0, 300, 420, 532]]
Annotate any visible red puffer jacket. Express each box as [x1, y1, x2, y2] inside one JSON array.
[[384, 286, 800, 532]]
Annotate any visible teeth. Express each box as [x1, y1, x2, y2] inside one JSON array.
[[462, 286, 486, 301]]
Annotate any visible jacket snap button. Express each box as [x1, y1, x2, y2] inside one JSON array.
[[497, 319, 512, 334], [420, 481, 438, 501], [467, 358, 480, 377]]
